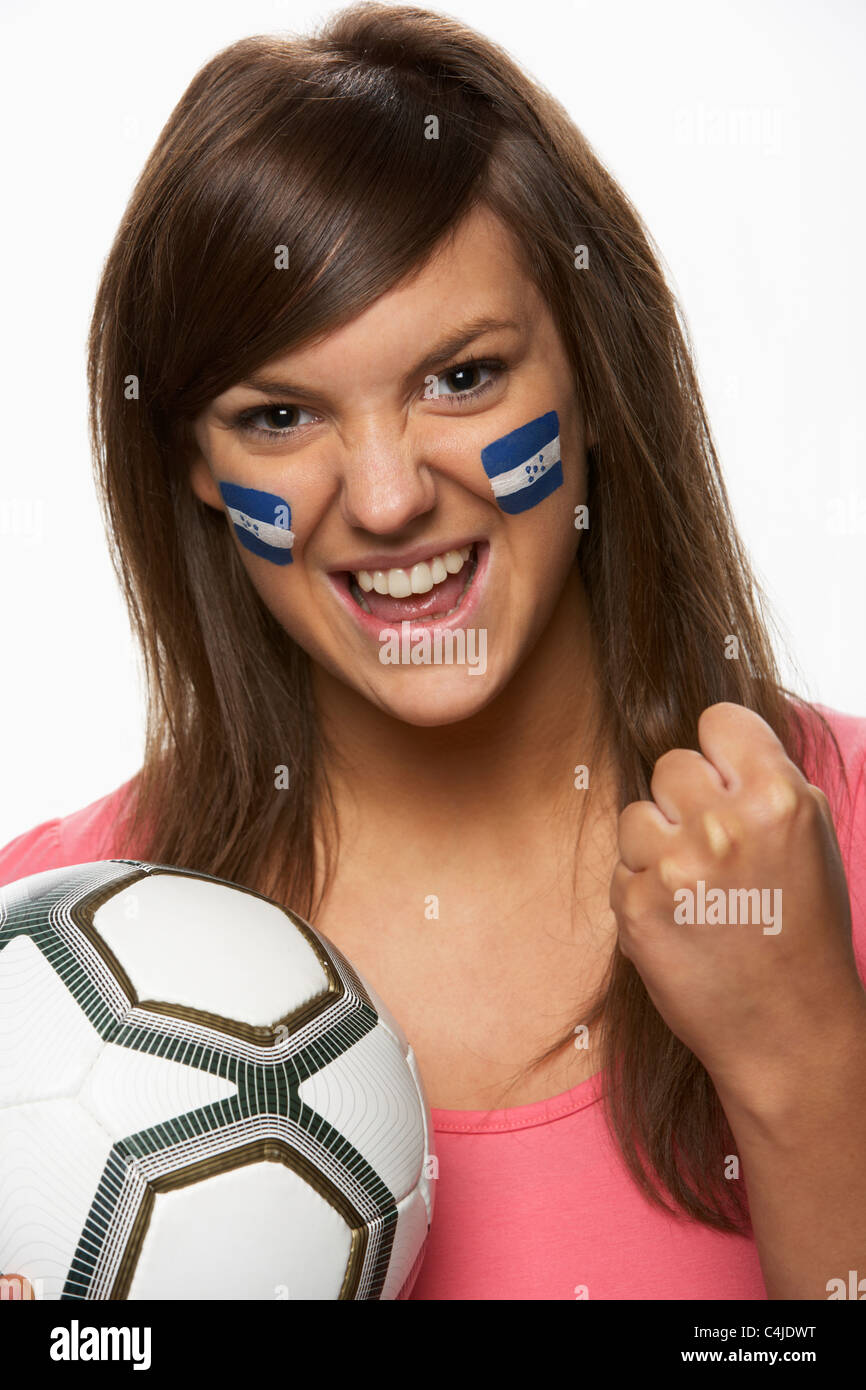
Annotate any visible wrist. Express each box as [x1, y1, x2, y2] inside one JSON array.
[[709, 989, 866, 1141]]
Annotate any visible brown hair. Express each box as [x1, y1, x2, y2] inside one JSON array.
[[88, 1, 847, 1234]]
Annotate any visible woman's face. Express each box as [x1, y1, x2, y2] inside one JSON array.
[[190, 205, 592, 726]]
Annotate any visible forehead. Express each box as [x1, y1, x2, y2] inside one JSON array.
[[275, 205, 541, 372], [403, 203, 532, 295]]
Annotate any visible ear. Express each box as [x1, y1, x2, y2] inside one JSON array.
[[186, 425, 225, 511], [188, 452, 224, 510]]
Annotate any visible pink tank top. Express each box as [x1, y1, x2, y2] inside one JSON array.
[[2, 703, 864, 1299]]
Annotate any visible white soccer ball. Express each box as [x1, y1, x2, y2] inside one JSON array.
[[0, 860, 435, 1300]]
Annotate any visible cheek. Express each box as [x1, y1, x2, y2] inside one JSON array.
[[218, 481, 295, 566], [480, 410, 563, 515]]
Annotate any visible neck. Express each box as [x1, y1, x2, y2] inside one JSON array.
[[313, 564, 611, 837]]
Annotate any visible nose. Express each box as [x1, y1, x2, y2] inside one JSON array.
[[336, 419, 437, 535]]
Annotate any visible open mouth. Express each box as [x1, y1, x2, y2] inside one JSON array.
[[331, 541, 484, 628]]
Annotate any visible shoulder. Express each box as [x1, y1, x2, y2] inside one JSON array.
[[806, 701, 866, 765], [798, 701, 866, 980], [0, 777, 140, 889], [797, 701, 866, 839]]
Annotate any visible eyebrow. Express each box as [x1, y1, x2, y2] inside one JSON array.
[[238, 315, 524, 400]]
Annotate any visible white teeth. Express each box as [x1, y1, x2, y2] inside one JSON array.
[[410, 561, 434, 593], [388, 569, 412, 599], [354, 544, 475, 597]]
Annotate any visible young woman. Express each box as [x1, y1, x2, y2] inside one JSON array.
[[2, 3, 865, 1300]]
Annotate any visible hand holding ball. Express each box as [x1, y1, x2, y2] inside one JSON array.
[[0, 860, 434, 1300]]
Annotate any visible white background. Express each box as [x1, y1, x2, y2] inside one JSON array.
[[1, 0, 864, 843]]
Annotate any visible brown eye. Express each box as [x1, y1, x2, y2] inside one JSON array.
[[435, 360, 502, 399], [260, 405, 299, 430], [236, 402, 317, 440], [444, 365, 481, 393]]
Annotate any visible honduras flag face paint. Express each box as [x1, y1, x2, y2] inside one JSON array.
[[480, 410, 562, 514], [218, 482, 295, 565]]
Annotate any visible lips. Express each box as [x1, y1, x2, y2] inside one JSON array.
[[329, 537, 481, 575], [329, 540, 488, 638], [353, 545, 478, 622]]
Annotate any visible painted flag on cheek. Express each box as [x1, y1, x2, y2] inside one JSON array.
[[480, 410, 563, 514], [218, 482, 295, 565]]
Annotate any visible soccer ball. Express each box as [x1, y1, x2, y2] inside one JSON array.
[[0, 859, 435, 1299]]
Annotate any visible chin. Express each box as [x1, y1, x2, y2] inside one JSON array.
[[369, 668, 501, 727]]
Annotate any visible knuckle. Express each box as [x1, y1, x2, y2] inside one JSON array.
[[744, 773, 801, 829], [652, 748, 681, 779], [651, 747, 703, 791], [618, 801, 647, 837], [657, 855, 686, 893], [697, 701, 735, 733]]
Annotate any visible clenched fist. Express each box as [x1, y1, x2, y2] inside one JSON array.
[[610, 702, 865, 1106]]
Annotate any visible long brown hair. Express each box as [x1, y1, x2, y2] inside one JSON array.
[[88, 1, 848, 1234]]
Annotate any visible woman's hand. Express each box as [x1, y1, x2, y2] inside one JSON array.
[[610, 701, 866, 1110]]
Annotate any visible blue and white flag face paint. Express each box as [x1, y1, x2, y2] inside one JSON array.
[[218, 482, 295, 565], [480, 410, 562, 514]]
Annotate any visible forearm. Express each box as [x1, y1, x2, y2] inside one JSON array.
[[713, 994, 866, 1300]]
